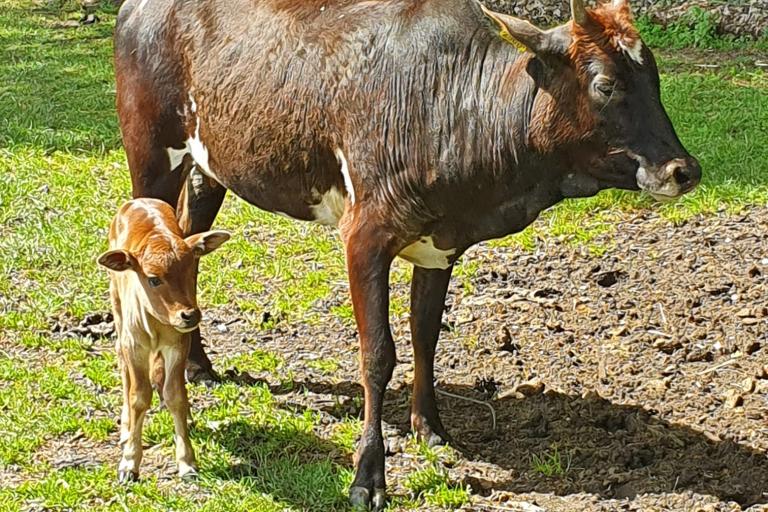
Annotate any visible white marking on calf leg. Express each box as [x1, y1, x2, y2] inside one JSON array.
[[335, 148, 355, 204], [398, 236, 456, 270]]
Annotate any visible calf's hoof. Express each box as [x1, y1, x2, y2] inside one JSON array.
[[349, 486, 386, 511], [179, 467, 198, 482], [117, 470, 138, 484]]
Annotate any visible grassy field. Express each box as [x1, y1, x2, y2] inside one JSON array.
[[0, 0, 766, 510]]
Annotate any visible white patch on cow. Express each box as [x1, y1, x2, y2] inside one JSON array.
[[398, 237, 456, 270], [185, 93, 223, 184], [166, 144, 189, 171], [310, 187, 346, 226], [619, 39, 644, 65], [335, 148, 355, 204]]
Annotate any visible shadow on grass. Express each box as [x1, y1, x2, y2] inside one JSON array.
[[193, 419, 351, 511], [284, 380, 768, 507]]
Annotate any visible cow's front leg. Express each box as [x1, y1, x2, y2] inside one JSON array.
[[177, 170, 227, 384], [410, 266, 453, 447], [344, 227, 396, 511]]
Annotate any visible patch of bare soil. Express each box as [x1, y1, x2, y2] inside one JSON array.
[[202, 207, 768, 511]]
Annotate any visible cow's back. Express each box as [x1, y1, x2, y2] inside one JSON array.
[[115, 0, 498, 222]]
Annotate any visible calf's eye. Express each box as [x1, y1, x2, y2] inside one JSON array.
[[147, 277, 162, 288]]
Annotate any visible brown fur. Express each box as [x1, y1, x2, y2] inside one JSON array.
[[99, 198, 229, 482], [114, 0, 699, 505]]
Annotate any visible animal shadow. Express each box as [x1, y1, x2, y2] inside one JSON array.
[[293, 380, 768, 507]]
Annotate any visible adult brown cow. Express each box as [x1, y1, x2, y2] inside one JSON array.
[[114, 0, 700, 507]]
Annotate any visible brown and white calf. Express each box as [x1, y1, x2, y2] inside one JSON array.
[[98, 198, 229, 482], [115, 0, 700, 507]]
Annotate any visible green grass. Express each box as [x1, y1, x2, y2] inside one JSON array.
[[0, 0, 766, 509], [530, 446, 571, 478], [637, 8, 768, 50]]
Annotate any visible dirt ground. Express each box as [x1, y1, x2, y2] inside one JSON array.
[[59, 206, 768, 511]]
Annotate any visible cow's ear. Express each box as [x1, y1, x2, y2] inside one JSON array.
[[186, 230, 231, 257], [480, 4, 571, 58], [97, 250, 136, 272]]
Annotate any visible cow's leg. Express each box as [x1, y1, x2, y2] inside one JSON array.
[[161, 342, 197, 479], [410, 266, 453, 447], [344, 227, 396, 511], [118, 345, 152, 483], [176, 169, 227, 383]]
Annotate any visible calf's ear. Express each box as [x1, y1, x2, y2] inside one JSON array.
[[186, 231, 231, 257], [97, 250, 136, 272]]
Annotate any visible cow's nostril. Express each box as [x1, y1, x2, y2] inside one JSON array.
[[672, 165, 691, 186]]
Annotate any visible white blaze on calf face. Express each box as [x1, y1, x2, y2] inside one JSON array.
[[399, 236, 456, 270]]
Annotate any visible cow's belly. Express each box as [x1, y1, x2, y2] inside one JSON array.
[[172, 111, 350, 226]]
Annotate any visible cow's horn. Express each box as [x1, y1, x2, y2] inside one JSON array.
[[571, 0, 589, 25]]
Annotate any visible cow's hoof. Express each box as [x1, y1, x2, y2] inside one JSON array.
[[412, 416, 452, 447], [117, 470, 138, 484], [185, 365, 219, 386], [349, 486, 386, 511]]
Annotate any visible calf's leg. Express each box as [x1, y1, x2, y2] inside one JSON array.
[[118, 349, 131, 446], [344, 227, 396, 511], [410, 266, 453, 446], [161, 342, 197, 479], [118, 345, 152, 483]]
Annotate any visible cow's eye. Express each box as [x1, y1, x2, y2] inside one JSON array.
[[147, 277, 162, 288], [594, 79, 616, 99]]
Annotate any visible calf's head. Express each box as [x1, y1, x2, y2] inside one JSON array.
[[482, 0, 701, 200], [98, 224, 230, 333]]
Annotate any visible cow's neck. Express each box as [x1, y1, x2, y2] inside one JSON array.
[[431, 39, 600, 246]]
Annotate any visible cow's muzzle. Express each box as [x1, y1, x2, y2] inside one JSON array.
[[636, 157, 701, 201]]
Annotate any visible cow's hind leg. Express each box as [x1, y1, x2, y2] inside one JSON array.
[[343, 224, 396, 511], [177, 168, 227, 383], [410, 266, 453, 447]]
